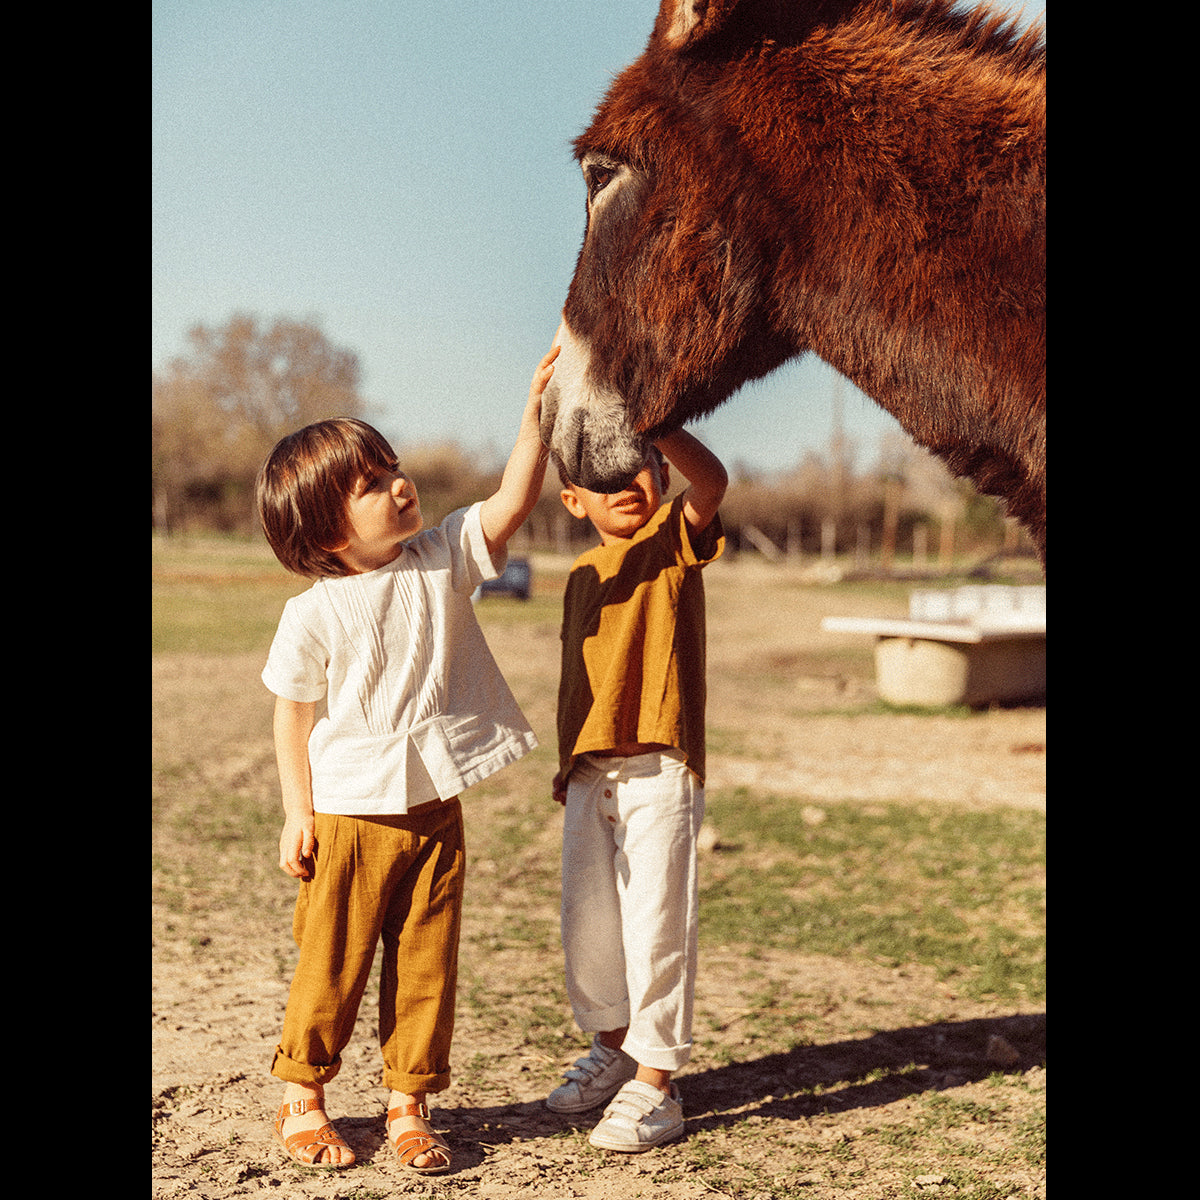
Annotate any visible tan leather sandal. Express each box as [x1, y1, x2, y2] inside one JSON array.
[[272, 1097, 355, 1169], [388, 1101, 452, 1175]]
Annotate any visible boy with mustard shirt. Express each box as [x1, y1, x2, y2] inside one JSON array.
[[548, 429, 727, 1152]]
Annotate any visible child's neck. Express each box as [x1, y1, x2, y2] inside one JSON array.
[[596, 530, 637, 547], [336, 544, 405, 575]]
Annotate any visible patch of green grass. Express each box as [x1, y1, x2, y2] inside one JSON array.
[[700, 792, 1045, 1003], [491, 911, 559, 954], [472, 593, 565, 627], [151, 781, 296, 953], [672, 1082, 1044, 1199], [917, 1091, 1003, 1129], [152, 537, 308, 654], [152, 581, 302, 654], [865, 700, 979, 717], [1013, 1101, 1046, 1166]]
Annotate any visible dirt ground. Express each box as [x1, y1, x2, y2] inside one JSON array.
[[153, 559, 1045, 1198]]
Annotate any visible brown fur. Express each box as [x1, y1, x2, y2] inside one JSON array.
[[543, 0, 1045, 562]]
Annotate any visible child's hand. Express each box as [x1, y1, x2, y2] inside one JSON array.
[[280, 815, 317, 880], [524, 344, 560, 427], [480, 341, 560, 553], [552, 771, 567, 806]]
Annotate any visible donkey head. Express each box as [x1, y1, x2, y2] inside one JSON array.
[[541, 0, 798, 493]]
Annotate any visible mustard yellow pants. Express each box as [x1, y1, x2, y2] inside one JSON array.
[[270, 799, 464, 1095]]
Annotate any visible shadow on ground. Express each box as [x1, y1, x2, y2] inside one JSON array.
[[337, 1011, 1045, 1172]]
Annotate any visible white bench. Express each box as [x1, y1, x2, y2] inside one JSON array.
[[822, 586, 1046, 707]]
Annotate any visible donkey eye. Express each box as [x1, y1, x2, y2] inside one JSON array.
[[585, 163, 618, 202]]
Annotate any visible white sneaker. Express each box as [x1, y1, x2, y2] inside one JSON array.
[[587, 1079, 684, 1152], [546, 1037, 638, 1113]]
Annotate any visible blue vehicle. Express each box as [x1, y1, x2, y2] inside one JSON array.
[[477, 557, 532, 601]]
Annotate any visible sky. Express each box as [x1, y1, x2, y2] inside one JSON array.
[[152, 0, 1045, 476]]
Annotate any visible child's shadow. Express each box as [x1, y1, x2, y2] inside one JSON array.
[[435, 1011, 1045, 1170]]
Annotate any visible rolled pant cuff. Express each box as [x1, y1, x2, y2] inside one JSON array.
[[620, 1035, 693, 1073], [576, 1003, 631, 1034], [383, 1069, 451, 1095], [270, 1046, 342, 1086]]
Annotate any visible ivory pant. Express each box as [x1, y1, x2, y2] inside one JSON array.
[[271, 800, 464, 1095], [560, 752, 704, 1072]]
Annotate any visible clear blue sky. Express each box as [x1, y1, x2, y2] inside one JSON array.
[[152, 1, 1045, 476]]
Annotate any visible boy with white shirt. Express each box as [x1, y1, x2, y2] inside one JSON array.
[[255, 345, 557, 1175]]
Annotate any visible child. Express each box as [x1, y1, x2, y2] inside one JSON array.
[[256, 345, 558, 1174], [548, 428, 727, 1152]]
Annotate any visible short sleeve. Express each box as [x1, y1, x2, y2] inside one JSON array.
[[261, 596, 329, 702], [443, 502, 505, 594], [670, 494, 725, 568]]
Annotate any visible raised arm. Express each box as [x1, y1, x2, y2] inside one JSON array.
[[478, 345, 560, 553], [655, 428, 728, 535]]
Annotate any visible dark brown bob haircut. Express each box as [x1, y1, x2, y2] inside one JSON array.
[[256, 418, 397, 578]]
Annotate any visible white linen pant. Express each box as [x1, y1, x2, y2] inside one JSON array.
[[560, 751, 704, 1072]]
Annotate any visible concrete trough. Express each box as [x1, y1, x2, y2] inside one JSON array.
[[822, 586, 1046, 707]]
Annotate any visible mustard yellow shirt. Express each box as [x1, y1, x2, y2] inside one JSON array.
[[557, 493, 724, 784]]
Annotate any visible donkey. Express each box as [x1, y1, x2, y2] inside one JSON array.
[[540, 0, 1046, 562]]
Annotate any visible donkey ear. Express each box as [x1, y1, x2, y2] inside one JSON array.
[[655, 0, 745, 49]]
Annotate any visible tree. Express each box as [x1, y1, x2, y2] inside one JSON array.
[[152, 315, 366, 535]]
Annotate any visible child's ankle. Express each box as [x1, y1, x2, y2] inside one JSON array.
[[634, 1066, 672, 1095]]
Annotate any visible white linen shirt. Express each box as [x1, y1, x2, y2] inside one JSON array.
[[261, 503, 537, 815]]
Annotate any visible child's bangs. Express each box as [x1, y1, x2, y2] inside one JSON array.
[[326, 423, 396, 491]]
